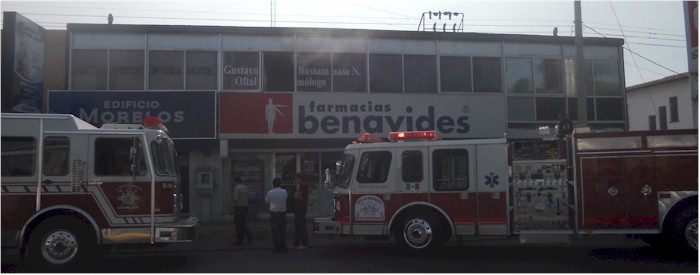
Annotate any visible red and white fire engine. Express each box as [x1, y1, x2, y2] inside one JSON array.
[[314, 128, 698, 253], [1, 113, 198, 270]]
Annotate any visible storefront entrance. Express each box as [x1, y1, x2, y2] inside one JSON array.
[[230, 151, 340, 218]]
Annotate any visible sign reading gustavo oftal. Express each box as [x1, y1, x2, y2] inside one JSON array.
[[49, 90, 217, 139], [220, 92, 506, 139]]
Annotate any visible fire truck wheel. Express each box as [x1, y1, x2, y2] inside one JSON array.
[[672, 206, 698, 251], [395, 212, 440, 252], [671, 207, 698, 251], [27, 216, 96, 271]]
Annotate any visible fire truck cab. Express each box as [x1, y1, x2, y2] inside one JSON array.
[[1, 113, 198, 270], [314, 129, 698, 253]]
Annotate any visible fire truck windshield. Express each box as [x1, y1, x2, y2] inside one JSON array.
[[336, 154, 355, 189], [151, 135, 177, 176]]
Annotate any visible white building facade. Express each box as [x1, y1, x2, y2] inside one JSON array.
[[627, 73, 695, 131]]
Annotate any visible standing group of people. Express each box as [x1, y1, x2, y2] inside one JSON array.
[[232, 172, 309, 253]]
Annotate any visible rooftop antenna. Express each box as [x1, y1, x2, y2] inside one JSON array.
[[418, 11, 463, 32]]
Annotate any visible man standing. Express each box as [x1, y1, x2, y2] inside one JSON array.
[[292, 172, 309, 249], [265, 178, 288, 252], [232, 177, 253, 245]]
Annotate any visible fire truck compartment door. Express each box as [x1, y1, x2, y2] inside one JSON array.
[[579, 154, 658, 230], [427, 145, 478, 235]]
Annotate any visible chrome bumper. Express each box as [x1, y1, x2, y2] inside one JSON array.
[[154, 216, 199, 243], [313, 217, 342, 234]]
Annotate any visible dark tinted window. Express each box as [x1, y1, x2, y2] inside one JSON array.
[[536, 97, 566, 121], [473, 57, 501, 93], [43, 136, 70, 176], [404, 55, 436, 94], [534, 59, 562, 94], [402, 150, 423, 182], [369, 54, 402, 93], [1, 137, 35, 177], [357, 151, 392, 183], [263, 52, 294, 91], [332, 53, 366, 92], [440, 56, 472, 92], [95, 137, 147, 177]]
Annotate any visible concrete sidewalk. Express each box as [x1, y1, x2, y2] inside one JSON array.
[[153, 218, 389, 252]]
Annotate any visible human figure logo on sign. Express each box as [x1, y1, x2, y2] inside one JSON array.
[[264, 98, 285, 133]]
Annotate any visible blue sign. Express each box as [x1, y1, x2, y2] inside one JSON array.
[[48, 90, 217, 139]]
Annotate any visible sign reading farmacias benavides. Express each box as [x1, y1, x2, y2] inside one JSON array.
[[48, 91, 217, 139], [220, 92, 506, 139]]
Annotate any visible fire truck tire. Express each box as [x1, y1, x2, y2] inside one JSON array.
[[670, 207, 698, 251], [26, 216, 97, 271], [394, 211, 442, 252]]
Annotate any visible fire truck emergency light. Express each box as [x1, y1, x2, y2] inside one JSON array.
[[354, 133, 384, 144], [389, 130, 437, 141], [143, 116, 169, 133]]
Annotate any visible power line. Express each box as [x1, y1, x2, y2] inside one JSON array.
[[610, 2, 645, 84], [624, 46, 681, 75]]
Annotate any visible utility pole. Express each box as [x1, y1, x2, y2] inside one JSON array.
[[574, 1, 587, 127], [271, 0, 277, 27]]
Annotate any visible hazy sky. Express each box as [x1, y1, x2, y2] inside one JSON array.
[[1, 0, 692, 87]]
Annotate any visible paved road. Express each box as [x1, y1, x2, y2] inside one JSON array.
[[3, 220, 697, 273]]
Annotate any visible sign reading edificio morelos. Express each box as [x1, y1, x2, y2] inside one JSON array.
[[48, 90, 217, 139]]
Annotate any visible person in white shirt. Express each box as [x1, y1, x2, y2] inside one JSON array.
[[232, 177, 253, 245], [265, 178, 288, 252]]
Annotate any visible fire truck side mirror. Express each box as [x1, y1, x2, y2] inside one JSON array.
[[323, 168, 334, 190]]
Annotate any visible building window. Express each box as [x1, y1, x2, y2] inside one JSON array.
[[508, 96, 535, 121], [369, 54, 402, 93], [649, 115, 657, 130], [263, 52, 294, 92], [536, 97, 566, 121], [297, 52, 331, 92], [432, 149, 469, 191], [404, 55, 436, 94], [534, 59, 562, 94], [659, 106, 668, 130], [110, 50, 144, 90], [596, 98, 624, 121], [72, 49, 107, 90], [506, 58, 533, 94], [186, 51, 217, 90], [669, 96, 679, 122], [356, 151, 392, 183], [593, 60, 621, 95], [401, 150, 423, 182], [43, 136, 69, 176], [440, 56, 472, 93], [564, 59, 594, 96], [473, 57, 502, 93], [332, 53, 366, 92], [149, 50, 184, 90], [223, 51, 260, 91], [1, 137, 35, 177]]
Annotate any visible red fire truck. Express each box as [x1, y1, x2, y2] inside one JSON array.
[[314, 129, 697, 253], [1, 113, 198, 270]]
